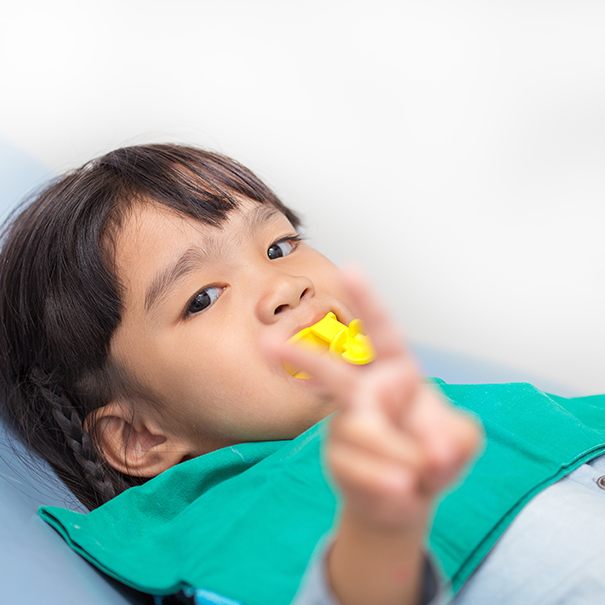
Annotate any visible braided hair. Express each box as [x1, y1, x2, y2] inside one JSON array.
[[0, 143, 303, 510], [28, 367, 121, 506]]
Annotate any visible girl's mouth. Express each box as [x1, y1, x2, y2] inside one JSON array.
[[285, 311, 375, 380]]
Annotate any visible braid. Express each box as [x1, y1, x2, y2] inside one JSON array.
[[29, 367, 118, 506]]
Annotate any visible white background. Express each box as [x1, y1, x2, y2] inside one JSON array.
[[1, 0, 603, 395]]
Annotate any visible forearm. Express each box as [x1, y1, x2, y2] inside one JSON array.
[[326, 507, 426, 605]]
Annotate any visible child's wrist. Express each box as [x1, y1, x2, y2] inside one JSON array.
[[339, 503, 430, 542], [338, 505, 429, 552], [329, 507, 427, 605]]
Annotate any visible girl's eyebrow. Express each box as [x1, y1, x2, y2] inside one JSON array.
[[143, 205, 282, 315]]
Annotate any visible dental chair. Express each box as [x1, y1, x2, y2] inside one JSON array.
[[0, 139, 579, 604]]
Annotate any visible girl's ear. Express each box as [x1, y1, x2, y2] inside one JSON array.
[[83, 402, 196, 478]]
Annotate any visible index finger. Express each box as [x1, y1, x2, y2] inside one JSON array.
[[338, 264, 409, 362]]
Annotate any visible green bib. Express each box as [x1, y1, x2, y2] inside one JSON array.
[[38, 379, 605, 604]]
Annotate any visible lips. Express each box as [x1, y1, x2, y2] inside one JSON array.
[[291, 310, 328, 339], [290, 307, 348, 340]]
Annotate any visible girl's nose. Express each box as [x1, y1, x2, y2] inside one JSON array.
[[256, 273, 315, 325]]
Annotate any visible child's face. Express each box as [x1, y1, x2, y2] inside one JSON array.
[[108, 197, 355, 457]]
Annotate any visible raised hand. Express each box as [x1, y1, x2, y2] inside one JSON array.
[[260, 264, 483, 533]]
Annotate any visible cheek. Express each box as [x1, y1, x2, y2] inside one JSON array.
[[315, 262, 355, 312], [175, 328, 268, 396]]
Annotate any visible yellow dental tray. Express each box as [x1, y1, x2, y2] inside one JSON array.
[[286, 311, 375, 379]]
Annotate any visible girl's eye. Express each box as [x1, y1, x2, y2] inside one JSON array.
[[267, 234, 305, 260], [185, 234, 305, 318], [185, 286, 223, 317]]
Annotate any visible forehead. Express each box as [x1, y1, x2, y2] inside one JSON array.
[[115, 197, 281, 256], [119, 201, 216, 249]]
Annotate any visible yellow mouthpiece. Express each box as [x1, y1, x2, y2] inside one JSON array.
[[286, 311, 375, 379]]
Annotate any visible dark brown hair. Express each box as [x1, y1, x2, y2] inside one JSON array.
[[0, 143, 303, 510]]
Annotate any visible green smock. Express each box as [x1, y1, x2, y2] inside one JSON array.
[[38, 378, 605, 604]]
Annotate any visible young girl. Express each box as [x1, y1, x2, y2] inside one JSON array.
[[0, 143, 481, 605]]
